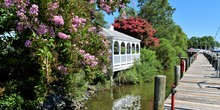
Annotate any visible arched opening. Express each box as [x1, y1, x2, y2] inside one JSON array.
[[136, 44, 139, 53], [127, 43, 131, 54], [132, 43, 135, 54], [114, 41, 119, 54], [121, 42, 125, 54]]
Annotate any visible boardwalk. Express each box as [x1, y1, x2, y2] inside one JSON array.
[[164, 53, 220, 110]]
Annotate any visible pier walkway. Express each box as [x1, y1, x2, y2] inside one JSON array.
[[164, 53, 220, 110]]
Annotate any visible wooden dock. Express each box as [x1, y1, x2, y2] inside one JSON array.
[[164, 53, 220, 110]]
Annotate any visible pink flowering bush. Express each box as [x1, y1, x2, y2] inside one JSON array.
[[0, 0, 130, 109]]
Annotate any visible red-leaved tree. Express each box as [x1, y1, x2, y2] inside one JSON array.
[[113, 17, 159, 47]]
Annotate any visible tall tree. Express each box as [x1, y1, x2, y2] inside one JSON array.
[[138, 0, 176, 39]]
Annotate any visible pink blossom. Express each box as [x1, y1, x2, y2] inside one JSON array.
[[52, 15, 64, 26], [110, 0, 114, 4], [4, 0, 13, 7], [119, 4, 126, 8], [16, 22, 24, 31], [58, 32, 70, 39], [100, 3, 112, 14], [79, 49, 85, 54], [48, 27, 55, 37], [89, 0, 95, 4], [78, 50, 99, 67], [25, 40, 32, 47], [58, 65, 68, 75], [72, 16, 86, 29], [37, 24, 48, 35], [48, 2, 59, 10], [88, 26, 96, 32], [30, 4, 39, 15], [16, 11, 24, 17]]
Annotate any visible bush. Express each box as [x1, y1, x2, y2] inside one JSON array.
[[115, 48, 162, 84], [0, 93, 24, 110], [64, 70, 87, 99], [156, 38, 177, 70], [115, 67, 139, 84]]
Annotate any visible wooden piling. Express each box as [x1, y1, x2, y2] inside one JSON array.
[[154, 75, 166, 110], [174, 65, 180, 86]]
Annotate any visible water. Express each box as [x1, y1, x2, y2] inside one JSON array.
[[85, 83, 155, 110], [85, 70, 174, 110]]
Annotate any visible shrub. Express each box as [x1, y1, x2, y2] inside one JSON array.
[[115, 48, 162, 84], [115, 67, 139, 84], [156, 38, 177, 70], [0, 0, 130, 109], [0, 93, 24, 110]]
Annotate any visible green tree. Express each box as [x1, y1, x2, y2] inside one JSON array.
[[92, 11, 107, 27], [156, 38, 177, 70], [138, 0, 176, 39]]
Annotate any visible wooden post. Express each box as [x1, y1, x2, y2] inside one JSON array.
[[154, 75, 166, 110], [215, 59, 218, 71], [174, 65, 180, 86], [187, 58, 190, 69], [180, 58, 185, 78]]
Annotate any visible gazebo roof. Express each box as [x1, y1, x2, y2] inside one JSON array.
[[99, 28, 141, 42]]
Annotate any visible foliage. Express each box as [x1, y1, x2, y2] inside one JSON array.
[[189, 36, 218, 49], [138, 0, 188, 50], [113, 17, 159, 47], [64, 71, 87, 99], [173, 25, 188, 50], [138, 0, 188, 69], [0, 6, 16, 34], [115, 68, 139, 84], [92, 11, 107, 27], [0, 0, 130, 109], [0, 93, 24, 110], [138, 0, 175, 29], [115, 48, 162, 84], [156, 38, 177, 70]]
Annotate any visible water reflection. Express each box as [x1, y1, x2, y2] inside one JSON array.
[[85, 84, 155, 110], [112, 95, 141, 110]]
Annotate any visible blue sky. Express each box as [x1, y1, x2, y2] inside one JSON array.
[[104, 0, 220, 42]]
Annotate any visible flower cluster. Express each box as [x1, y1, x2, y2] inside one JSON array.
[[58, 32, 70, 40], [113, 17, 159, 47], [4, 0, 14, 7], [102, 39, 109, 48], [72, 16, 86, 32], [88, 26, 96, 32], [52, 15, 64, 26], [58, 65, 68, 75], [79, 49, 98, 67], [25, 40, 32, 47], [30, 4, 39, 15], [48, 2, 59, 10], [89, 0, 129, 14], [37, 24, 48, 35], [99, 3, 112, 14]]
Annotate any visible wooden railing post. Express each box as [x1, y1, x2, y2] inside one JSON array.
[[154, 75, 166, 110], [180, 58, 186, 77], [174, 65, 180, 86]]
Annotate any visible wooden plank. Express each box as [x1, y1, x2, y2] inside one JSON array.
[[165, 99, 220, 110], [164, 54, 220, 109]]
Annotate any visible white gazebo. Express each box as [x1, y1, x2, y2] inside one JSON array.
[[99, 26, 141, 72]]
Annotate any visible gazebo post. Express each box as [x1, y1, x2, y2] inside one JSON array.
[[111, 40, 114, 86]]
